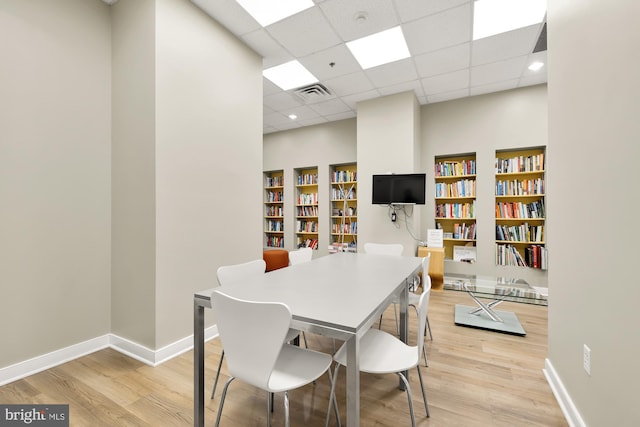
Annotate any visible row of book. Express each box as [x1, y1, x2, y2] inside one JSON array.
[[297, 193, 318, 205], [331, 187, 357, 200], [265, 220, 283, 232], [496, 178, 544, 196], [265, 176, 283, 187], [495, 153, 544, 174], [266, 236, 284, 248], [297, 206, 318, 217], [265, 191, 283, 203], [496, 200, 545, 219], [298, 238, 319, 249], [452, 222, 476, 240], [496, 223, 544, 242], [434, 159, 476, 177], [265, 205, 283, 217], [328, 242, 357, 253], [331, 170, 357, 183], [297, 173, 318, 185], [332, 222, 357, 235], [332, 207, 356, 216], [435, 201, 475, 219], [296, 220, 318, 233], [435, 179, 476, 198], [496, 244, 547, 269]]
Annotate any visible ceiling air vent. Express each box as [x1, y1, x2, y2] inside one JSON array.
[[293, 83, 334, 103]]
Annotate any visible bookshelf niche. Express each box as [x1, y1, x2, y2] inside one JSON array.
[[295, 167, 319, 250], [329, 163, 357, 253], [434, 153, 477, 260], [264, 170, 284, 248], [495, 147, 547, 269]]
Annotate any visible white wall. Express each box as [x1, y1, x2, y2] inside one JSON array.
[[0, 0, 112, 367], [546, 0, 640, 425], [357, 92, 422, 256], [154, 0, 263, 347], [421, 85, 548, 285], [263, 119, 357, 255]]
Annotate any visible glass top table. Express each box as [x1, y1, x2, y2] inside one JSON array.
[[444, 274, 548, 336]]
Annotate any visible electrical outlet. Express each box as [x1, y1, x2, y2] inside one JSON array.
[[583, 344, 591, 375]]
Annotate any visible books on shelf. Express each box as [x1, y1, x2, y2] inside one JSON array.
[[297, 173, 318, 185], [266, 236, 284, 248], [435, 179, 476, 198], [435, 201, 475, 219], [332, 170, 357, 183], [328, 242, 357, 253], [495, 200, 545, 219], [332, 222, 357, 235], [296, 220, 318, 233], [495, 153, 544, 173], [331, 186, 356, 200], [297, 193, 318, 205], [298, 238, 318, 250], [266, 191, 283, 202], [434, 159, 476, 177], [495, 177, 544, 196], [495, 223, 544, 242], [266, 176, 283, 187], [297, 206, 318, 217], [496, 243, 547, 269]]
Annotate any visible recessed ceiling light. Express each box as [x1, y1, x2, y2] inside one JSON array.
[[528, 61, 544, 71], [235, 0, 314, 27], [346, 26, 411, 70], [263, 60, 318, 91], [288, 114, 298, 120], [473, 0, 546, 40]]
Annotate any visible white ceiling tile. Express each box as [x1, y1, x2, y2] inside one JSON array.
[[263, 78, 282, 96], [241, 29, 292, 67], [403, 3, 472, 56], [341, 90, 381, 109], [298, 116, 330, 127], [284, 105, 323, 121], [471, 56, 528, 87], [309, 98, 352, 116], [264, 111, 292, 126], [470, 79, 519, 96], [365, 58, 418, 87], [263, 91, 303, 111], [319, 0, 399, 42], [394, 0, 471, 23], [377, 79, 425, 99], [299, 44, 362, 81], [414, 43, 471, 78], [519, 74, 547, 87], [421, 69, 469, 95], [324, 71, 376, 97], [191, 0, 261, 36], [265, 7, 342, 57], [521, 51, 548, 78], [471, 24, 541, 66], [426, 88, 469, 103], [324, 111, 357, 122]]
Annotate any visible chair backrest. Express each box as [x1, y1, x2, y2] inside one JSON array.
[[364, 242, 404, 256], [288, 247, 313, 265], [415, 283, 431, 358], [211, 289, 291, 389], [217, 259, 266, 287], [420, 253, 431, 289]]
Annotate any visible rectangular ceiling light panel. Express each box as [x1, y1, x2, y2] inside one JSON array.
[[473, 0, 546, 40], [346, 26, 411, 70], [263, 60, 319, 91], [235, 0, 314, 27]]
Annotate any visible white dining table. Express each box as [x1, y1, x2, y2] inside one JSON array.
[[193, 251, 422, 427]]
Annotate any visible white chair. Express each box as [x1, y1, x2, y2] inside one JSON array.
[[211, 259, 302, 400], [211, 290, 340, 427], [327, 287, 431, 427], [288, 247, 313, 265]]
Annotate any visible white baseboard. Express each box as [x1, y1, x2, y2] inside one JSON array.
[[543, 358, 587, 427], [0, 326, 219, 386]]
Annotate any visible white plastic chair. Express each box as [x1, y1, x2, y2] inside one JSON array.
[[211, 259, 302, 400], [211, 290, 340, 427], [327, 286, 431, 427], [288, 247, 313, 265]]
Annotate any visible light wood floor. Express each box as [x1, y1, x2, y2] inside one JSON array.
[[0, 290, 567, 426]]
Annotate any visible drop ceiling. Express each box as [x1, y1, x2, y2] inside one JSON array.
[[190, 0, 547, 134]]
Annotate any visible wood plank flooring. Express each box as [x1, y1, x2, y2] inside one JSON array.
[[0, 290, 567, 426]]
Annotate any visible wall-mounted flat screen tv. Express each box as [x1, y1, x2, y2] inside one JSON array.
[[372, 173, 426, 205]]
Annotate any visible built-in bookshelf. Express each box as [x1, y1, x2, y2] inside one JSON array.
[[295, 167, 319, 250], [495, 147, 547, 269], [434, 153, 477, 260], [264, 170, 284, 248], [329, 163, 357, 253]]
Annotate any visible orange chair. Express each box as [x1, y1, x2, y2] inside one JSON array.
[[263, 249, 289, 272]]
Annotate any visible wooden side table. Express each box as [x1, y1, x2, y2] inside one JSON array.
[[417, 246, 444, 290]]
